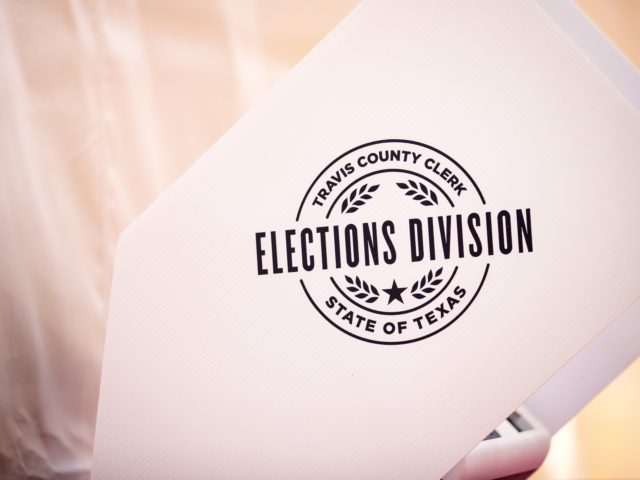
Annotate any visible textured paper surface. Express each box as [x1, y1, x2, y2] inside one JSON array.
[[524, 0, 640, 436], [92, 0, 640, 478]]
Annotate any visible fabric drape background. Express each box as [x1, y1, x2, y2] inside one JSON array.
[[0, 1, 637, 478]]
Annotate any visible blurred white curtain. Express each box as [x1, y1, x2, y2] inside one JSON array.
[[0, 1, 354, 478]]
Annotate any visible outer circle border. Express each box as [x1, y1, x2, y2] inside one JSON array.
[[296, 139, 489, 345], [295, 138, 486, 222], [300, 263, 490, 346]]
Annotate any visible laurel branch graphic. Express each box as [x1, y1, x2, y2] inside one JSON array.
[[345, 275, 380, 303], [396, 180, 438, 206], [410, 267, 444, 299], [341, 184, 380, 214]]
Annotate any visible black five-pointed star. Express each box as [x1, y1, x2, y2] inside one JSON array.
[[383, 280, 407, 304]]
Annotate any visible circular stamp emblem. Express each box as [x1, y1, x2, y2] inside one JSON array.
[[255, 139, 534, 345]]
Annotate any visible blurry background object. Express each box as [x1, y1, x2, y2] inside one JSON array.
[[577, 0, 640, 67], [0, 1, 637, 478]]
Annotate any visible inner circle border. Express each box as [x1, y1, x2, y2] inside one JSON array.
[[296, 139, 489, 345]]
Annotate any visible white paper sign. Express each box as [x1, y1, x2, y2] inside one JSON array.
[[92, 0, 640, 478]]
